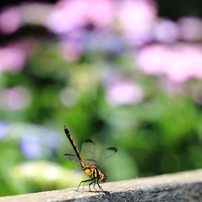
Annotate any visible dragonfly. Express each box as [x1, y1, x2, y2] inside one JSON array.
[[63, 125, 117, 192]]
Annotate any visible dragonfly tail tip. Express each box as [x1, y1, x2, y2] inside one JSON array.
[[64, 125, 70, 133]]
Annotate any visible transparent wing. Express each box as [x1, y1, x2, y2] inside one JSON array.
[[80, 139, 96, 165], [96, 147, 117, 167], [64, 153, 80, 164]]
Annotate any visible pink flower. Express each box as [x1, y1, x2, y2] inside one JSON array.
[[0, 87, 31, 111], [164, 44, 201, 82], [136, 43, 202, 82], [0, 44, 26, 73], [117, 0, 157, 45], [136, 44, 169, 75], [105, 80, 144, 106], [45, 0, 114, 34]]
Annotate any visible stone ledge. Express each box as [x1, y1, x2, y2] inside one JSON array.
[[1, 169, 202, 202]]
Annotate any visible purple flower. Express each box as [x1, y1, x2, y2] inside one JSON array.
[[20, 135, 41, 159], [0, 6, 21, 34], [178, 17, 202, 41], [42, 129, 63, 149], [0, 122, 8, 139], [153, 18, 179, 43]]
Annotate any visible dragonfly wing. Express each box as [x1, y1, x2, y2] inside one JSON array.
[[64, 153, 80, 164], [96, 147, 117, 166], [84, 159, 97, 165], [81, 139, 96, 165]]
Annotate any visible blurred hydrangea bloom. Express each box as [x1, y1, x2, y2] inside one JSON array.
[[0, 87, 31, 111], [0, 44, 26, 73], [3, 123, 62, 159], [21, 125, 63, 152], [20, 135, 41, 159], [118, 0, 157, 46], [0, 122, 8, 139], [105, 80, 144, 106], [178, 17, 202, 41], [153, 18, 179, 43], [136, 43, 202, 82], [0, 6, 22, 34], [45, 0, 114, 34], [136, 44, 168, 75]]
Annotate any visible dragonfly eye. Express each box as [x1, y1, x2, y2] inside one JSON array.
[[101, 172, 107, 182]]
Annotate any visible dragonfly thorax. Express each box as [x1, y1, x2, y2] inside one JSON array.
[[84, 166, 107, 183]]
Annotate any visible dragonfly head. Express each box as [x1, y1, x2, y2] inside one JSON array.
[[100, 172, 107, 182]]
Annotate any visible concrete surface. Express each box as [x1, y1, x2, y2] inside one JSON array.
[[1, 169, 202, 202]]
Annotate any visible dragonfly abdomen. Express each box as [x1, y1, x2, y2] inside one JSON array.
[[64, 126, 83, 162]]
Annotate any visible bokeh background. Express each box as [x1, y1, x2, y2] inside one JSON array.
[[1, 0, 202, 197]]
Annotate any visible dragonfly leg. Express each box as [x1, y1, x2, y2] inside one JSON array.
[[89, 179, 98, 192], [77, 179, 94, 191], [89, 179, 95, 192], [96, 178, 104, 192]]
